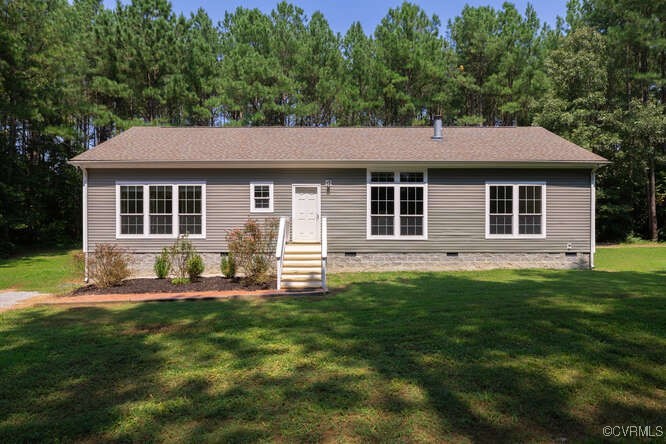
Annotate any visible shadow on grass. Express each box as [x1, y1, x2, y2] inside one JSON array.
[[0, 256, 52, 269], [0, 269, 664, 441], [0, 247, 77, 264]]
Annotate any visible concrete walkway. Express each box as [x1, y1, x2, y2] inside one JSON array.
[[0, 291, 43, 309]]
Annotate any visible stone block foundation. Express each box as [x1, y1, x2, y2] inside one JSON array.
[[114, 251, 590, 278], [326, 252, 590, 273], [124, 253, 223, 278]]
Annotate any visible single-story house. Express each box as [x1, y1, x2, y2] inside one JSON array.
[[69, 119, 609, 289]]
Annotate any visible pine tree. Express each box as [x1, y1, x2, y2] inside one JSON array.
[[374, 2, 452, 125], [449, 3, 549, 126], [339, 22, 381, 126], [582, 0, 666, 240]]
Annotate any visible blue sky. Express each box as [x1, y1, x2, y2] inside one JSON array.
[[102, 0, 567, 34]]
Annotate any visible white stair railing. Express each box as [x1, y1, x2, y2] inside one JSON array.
[[276, 216, 288, 290], [321, 217, 328, 291]]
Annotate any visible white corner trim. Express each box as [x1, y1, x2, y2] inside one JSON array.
[[82, 167, 89, 283], [485, 181, 547, 239], [250, 181, 274, 213], [590, 170, 596, 268], [115, 181, 206, 239], [366, 169, 428, 240], [82, 168, 88, 253]]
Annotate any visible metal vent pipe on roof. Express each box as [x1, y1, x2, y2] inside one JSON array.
[[432, 115, 443, 140]]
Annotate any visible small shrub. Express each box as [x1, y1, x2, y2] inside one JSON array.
[[221, 254, 236, 278], [625, 232, 644, 244], [226, 218, 278, 284], [187, 254, 205, 280], [248, 254, 270, 280], [154, 248, 171, 279], [89, 244, 131, 288], [169, 235, 195, 281], [171, 277, 190, 285]]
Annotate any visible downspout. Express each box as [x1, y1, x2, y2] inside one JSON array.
[[590, 168, 596, 269], [82, 167, 89, 282]]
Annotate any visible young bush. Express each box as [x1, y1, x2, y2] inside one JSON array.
[[169, 235, 194, 284], [221, 254, 236, 278], [249, 255, 271, 281], [154, 248, 171, 279], [187, 254, 205, 280], [226, 218, 279, 284], [624, 232, 644, 244], [89, 244, 131, 288]]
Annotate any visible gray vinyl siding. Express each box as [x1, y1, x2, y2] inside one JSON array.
[[87, 168, 591, 254]]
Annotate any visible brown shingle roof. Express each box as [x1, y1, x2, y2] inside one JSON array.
[[70, 126, 609, 164]]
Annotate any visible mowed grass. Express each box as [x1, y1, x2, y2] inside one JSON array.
[[596, 244, 666, 272], [0, 246, 664, 442], [0, 249, 81, 294]]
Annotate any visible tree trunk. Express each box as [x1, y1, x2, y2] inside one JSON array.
[[648, 156, 658, 241]]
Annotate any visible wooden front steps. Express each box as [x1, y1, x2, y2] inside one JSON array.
[[280, 242, 323, 289]]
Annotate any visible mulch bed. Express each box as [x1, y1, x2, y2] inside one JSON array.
[[72, 276, 275, 296]]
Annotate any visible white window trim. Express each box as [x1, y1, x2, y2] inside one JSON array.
[[250, 181, 274, 213], [115, 181, 206, 239], [485, 181, 546, 239], [366, 169, 428, 240]]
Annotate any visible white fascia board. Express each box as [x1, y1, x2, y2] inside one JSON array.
[[69, 160, 609, 169]]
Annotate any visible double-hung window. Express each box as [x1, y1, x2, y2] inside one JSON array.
[[250, 182, 274, 213], [488, 185, 513, 235], [486, 182, 546, 238], [116, 182, 205, 238], [178, 185, 203, 235], [120, 185, 144, 235], [149, 185, 172, 235], [368, 171, 427, 239]]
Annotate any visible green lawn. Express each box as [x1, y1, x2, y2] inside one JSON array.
[[0, 249, 82, 294], [0, 246, 664, 442], [596, 244, 666, 272]]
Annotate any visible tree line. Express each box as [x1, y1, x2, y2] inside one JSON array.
[[0, 0, 664, 254]]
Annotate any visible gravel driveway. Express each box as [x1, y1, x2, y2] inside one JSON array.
[[0, 291, 42, 309]]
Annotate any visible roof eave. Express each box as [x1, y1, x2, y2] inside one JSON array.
[[68, 159, 610, 169]]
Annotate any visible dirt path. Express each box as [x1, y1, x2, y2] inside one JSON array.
[[35, 288, 326, 306]]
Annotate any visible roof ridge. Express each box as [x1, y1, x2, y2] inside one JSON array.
[[130, 125, 543, 129]]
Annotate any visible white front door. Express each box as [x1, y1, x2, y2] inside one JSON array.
[[292, 185, 320, 242]]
